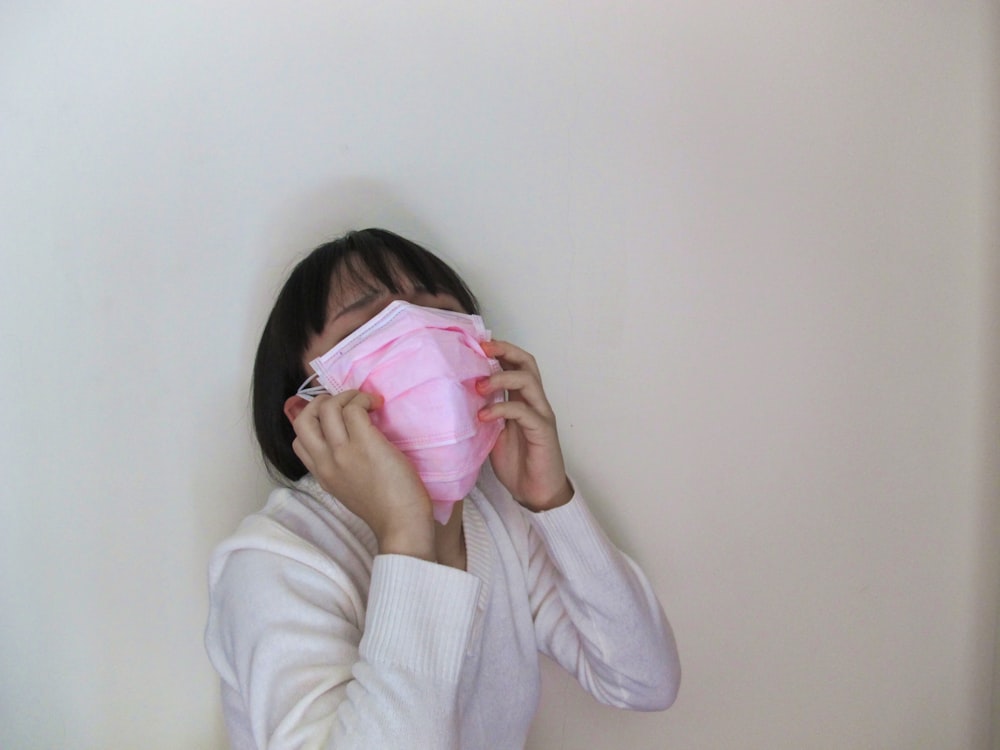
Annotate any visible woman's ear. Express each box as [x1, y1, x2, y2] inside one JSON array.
[[283, 395, 309, 424]]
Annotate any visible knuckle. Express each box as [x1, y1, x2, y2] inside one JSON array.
[[342, 401, 367, 418], [329, 389, 355, 407], [308, 393, 331, 410]]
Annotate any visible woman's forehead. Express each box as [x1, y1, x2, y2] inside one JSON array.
[[331, 265, 413, 298]]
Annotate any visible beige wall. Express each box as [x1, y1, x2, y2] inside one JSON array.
[[987, 6, 1000, 750], [1, 3, 996, 748]]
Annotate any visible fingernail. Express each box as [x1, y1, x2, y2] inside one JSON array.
[[475, 377, 490, 392], [477, 407, 491, 421]]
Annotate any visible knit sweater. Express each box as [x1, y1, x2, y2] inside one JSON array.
[[204, 466, 680, 749]]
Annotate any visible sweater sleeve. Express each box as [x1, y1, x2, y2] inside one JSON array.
[[206, 541, 481, 750], [522, 491, 681, 711]]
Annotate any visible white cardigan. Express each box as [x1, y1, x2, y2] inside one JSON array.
[[205, 466, 680, 749]]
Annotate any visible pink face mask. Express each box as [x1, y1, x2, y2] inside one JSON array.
[[297, 300, 504, 524]]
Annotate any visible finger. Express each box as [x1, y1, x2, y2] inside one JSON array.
[[480, 340, 542, 379], [341, 390, 385, 439], [292, 394, 341, 458], [479, 399, 552, 434], [476, 370, 553, 418], [291, 436, 318, 475], [313, 391, 360, 448]]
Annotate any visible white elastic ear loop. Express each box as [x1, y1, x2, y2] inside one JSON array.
[[296, 372, 328, 402]]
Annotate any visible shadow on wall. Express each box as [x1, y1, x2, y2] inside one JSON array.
[[262, 177, 454, 283]]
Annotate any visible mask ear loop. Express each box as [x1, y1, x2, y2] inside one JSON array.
[[296, 372, 329, 402]]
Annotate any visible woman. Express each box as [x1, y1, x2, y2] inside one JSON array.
[[205, 228, 680, 749]]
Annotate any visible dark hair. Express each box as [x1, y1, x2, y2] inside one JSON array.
[[252, 228, 480, 482]]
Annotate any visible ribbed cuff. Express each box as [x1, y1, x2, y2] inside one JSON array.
[[526, 492, 618, 576], [361, 554, 481, 682]]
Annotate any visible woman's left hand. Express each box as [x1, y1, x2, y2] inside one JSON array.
[[476, 340, 573, 512]]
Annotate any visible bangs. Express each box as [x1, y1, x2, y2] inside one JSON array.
[[329, 229, 479, 317]]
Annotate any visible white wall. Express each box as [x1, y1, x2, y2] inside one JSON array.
[[1, 3, 997, 749]]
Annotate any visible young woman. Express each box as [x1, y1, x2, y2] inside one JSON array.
[[205, 228, 680, 749]]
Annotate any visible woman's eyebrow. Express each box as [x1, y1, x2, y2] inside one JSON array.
[[331, 290, 385, 322]]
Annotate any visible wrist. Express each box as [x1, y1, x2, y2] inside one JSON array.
[[375, 515, 436, 562], [522, 477, 574, 513]]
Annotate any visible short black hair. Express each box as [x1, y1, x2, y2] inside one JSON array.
[[252, 228, 479, 482]]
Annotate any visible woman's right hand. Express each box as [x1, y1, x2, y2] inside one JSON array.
[[290, 390, 435, 561]]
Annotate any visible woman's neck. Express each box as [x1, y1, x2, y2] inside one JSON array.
[[434, 500, 466, 571]]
